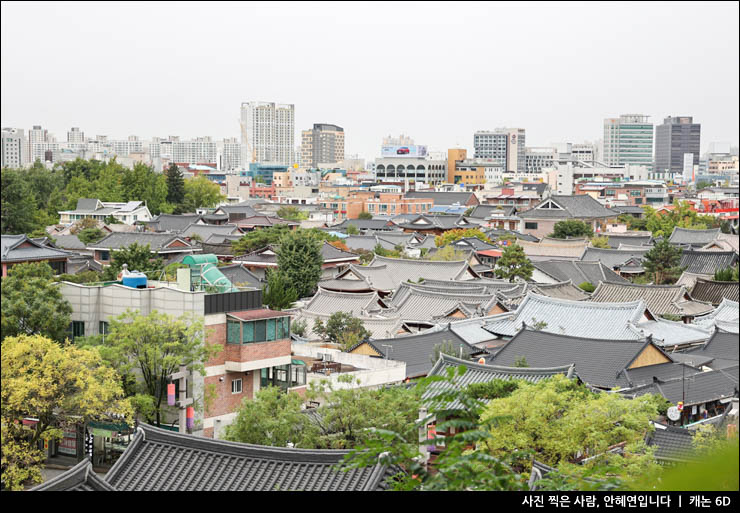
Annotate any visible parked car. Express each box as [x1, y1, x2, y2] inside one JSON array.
[[397, 147, 410, 154]]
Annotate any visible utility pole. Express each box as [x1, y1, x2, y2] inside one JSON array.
[[169, 364, 193, 434]]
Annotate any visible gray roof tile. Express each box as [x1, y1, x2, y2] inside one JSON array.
[[680, 250, 739, 275], [519, 195, 615, 219], [690, 278, 740, 305], [589, 282, 715, 317], [533, 259, 629, 285], [669, 227, 721, 246]]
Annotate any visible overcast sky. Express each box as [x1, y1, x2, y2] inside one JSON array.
[[2, 1, 738, 159]]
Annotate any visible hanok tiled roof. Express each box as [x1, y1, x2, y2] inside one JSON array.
[[293, 310, 403, 340], [94, 424, 397, 491], [392, 214, 482, 232], [686, 328, 740, 370], [589, 282, 715, 318], [488, 328, 685, 389], [217, 264, 263, 288], [236, 215, 299, 228], [1, 234, 73, 263], [533, 259, 629, 285], [633, 318, 712, 347], [680, 250, 739, 275], [88, 232, 198, 252], [620, 365, 739, 407], [645, 423, 697, 463], [358, 326, 483, 378], [235, 242, 358, 266], [385, 282, 500, 323], [702, 233, 740, 253], [32, 458, 115, 491], [320, 242, 361, 262], [468, 204, 518, 219], [605, 234, 653, 249], [330, 219, 396, 231], [517, 239, 588, 261], [690, 278, 740, 305], [482, 294, 650, 340], [693, 298, 739, 330], [518, 195, 615, 219], [316, 277, 375, 292], [676, 271, 714, 289], [213, 203, 260, 216], [485, 228, 540, 242], [423, 353, 574, 409], [404, 191, 478, 206], [205, 233, 243, 244], [352, 255, 476, 291], [303, 288, 385, 316], [179, 223, 240, 239], [449, 237, 499, 251], [580, 247, 650, 270], [144, 214, 204, 232], [669, 227, 721, 247], [529, 281, 592, 301], [53, 234, 87, 250], [343, 235, 384, 252]]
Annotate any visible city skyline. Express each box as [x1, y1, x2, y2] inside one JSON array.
[[2, 2, 738, 159]]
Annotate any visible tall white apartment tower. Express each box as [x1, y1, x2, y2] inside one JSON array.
[[1, 128, 27, 168], [67, 127, 85, 143], [239, 101, 295, 166]]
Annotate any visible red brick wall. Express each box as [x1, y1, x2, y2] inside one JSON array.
[[206, 323, 291, 366], [204, 371, 255, 418]]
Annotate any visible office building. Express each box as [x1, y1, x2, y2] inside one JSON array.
[[67, 127, 85, 143], [603, 114, 653, 170], [473, 128, 526, 172], [525, 147, 556, 174], [240, 101, 295, 165], [1, 128, 27, 168], [300, 123, 345, 168], [654, 116, 701, 179]]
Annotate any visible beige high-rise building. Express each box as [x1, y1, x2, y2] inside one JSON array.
[[240, 101, 295, 165], [300, 123, 344, 168]]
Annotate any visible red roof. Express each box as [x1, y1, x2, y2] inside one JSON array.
[[477, 249, 503, 257], [227, 309, 289, 321]]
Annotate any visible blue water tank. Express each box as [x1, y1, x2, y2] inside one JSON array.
[[121, 272, 147, 289]]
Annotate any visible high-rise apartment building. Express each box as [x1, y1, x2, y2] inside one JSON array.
[[221, 137, 242, 171], [240, 102, 295, 165], [2, 128, 27, 168], [300, 123, 345, 167], [654, 116, 701, 177], [603, 115, 653, 170], [67, 127, 85, 143], [473, 128, 526, 172]]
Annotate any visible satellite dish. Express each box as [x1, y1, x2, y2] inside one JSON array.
[[667, 406, 681, 421]]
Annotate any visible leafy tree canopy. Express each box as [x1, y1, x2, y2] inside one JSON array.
[[313, 311, 371, 350], [262, 270, 298, 310], [101, 242, 164, 281], [276, 229, 323, 298], [182, 175, 226, 211], [435, 228, 491, 248], [1, 261, 73, 343], [494, 243, 534, 282], [642, 239, 684, 285], [590, 236, 610, 249], [277, 206, 307, 221], [357, 211, 373, 220], [550, 220, 593, 239]]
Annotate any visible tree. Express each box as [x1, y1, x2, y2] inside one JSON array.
[[578, 281, 596, 293], [1, 261, 73, 343], [77, 227, 107, 245], [276, 229, 323, 298], [277, 206, 307, 221], [101, 242, 164, 281], [550, 220, 593, 239], [83, 310, 220, 427], [430, 340, 467, 364], [231, 225, 293, 255], [1, 167, 38, 234], [346, 224, 360, 235], [514, 356, 530, 368], [642, 239, 684, 285], [643, 201, 719, 238], [479, 375, 665, 484], [426, 245, 468, 261], [70, 216, 101, 233], [357, 211, 373, 220], [223, 386, 319, 448], [435, 228, 491, 248], [165, 163, 185, 205], [291, 318, 308, 338], [494, 244, 534, 282], [121, 163, 169, 215], [713, 266, 739, 282], [1, 334, 133, 489], [182, 176, 225, 211], [262, 270, 298, 310], [313, 311, 371, 349], [590, 236, 610, 249]]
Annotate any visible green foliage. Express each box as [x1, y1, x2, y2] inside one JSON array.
[[262, 270, 298, 310], [231, 224, 293, 254], [165, 164, 185, 205], [713, 266, 739, 282], [695, 180, 713, 191], [514, 356, 530, 367], [101, 242, 164, 281], [479, 375, 664, 482], [1, 334, 133, 489], [643, 201, 719, 238], [1, 167, 38, 234], [494, 243, 534, 282], [81, 310, 220, 427], [720, 220, 732, 234], [578, 281, 596, 293], [550, 220, 593, 239], [435, 228, 491, 248], [426, 245, 468, 261], [313, 311, 371, 349], [182, 176, 226, 211], [345, 223, 359, 235], [357, 211, 373, 220], [54, 270, 103, 284], [291, 318, 308, 338], [355, 248, 374, 263], [642, 239, 684, 285], [465, 379, 520, 401], [276, 229, 323, 298], [121, 163, 169, 215], [276, 206, 307, 221], [590, 236, 610, 249], [373, 243, 402, 258], [163, 262, 189, 281], [430, 340, 466, 364], [77, 227, 107, 245], [1, 261, 73, 343]]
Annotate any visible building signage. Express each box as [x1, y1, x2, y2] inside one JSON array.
[[381, 145, 428, 158], [58, 429, 78, 456]]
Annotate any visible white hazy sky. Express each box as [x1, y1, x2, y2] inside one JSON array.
[[2, 1, 738, 159]]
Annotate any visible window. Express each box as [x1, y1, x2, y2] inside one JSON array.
[[254, 320, 267, 341], [99, 321, 109, 335], [231, 378, 242, 394], [71, 321, 85, 339], [227, 320, 241, 344], [525, 222, 538, 230]]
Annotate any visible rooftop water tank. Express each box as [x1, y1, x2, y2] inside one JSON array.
[[121, 271, 147, 289]]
